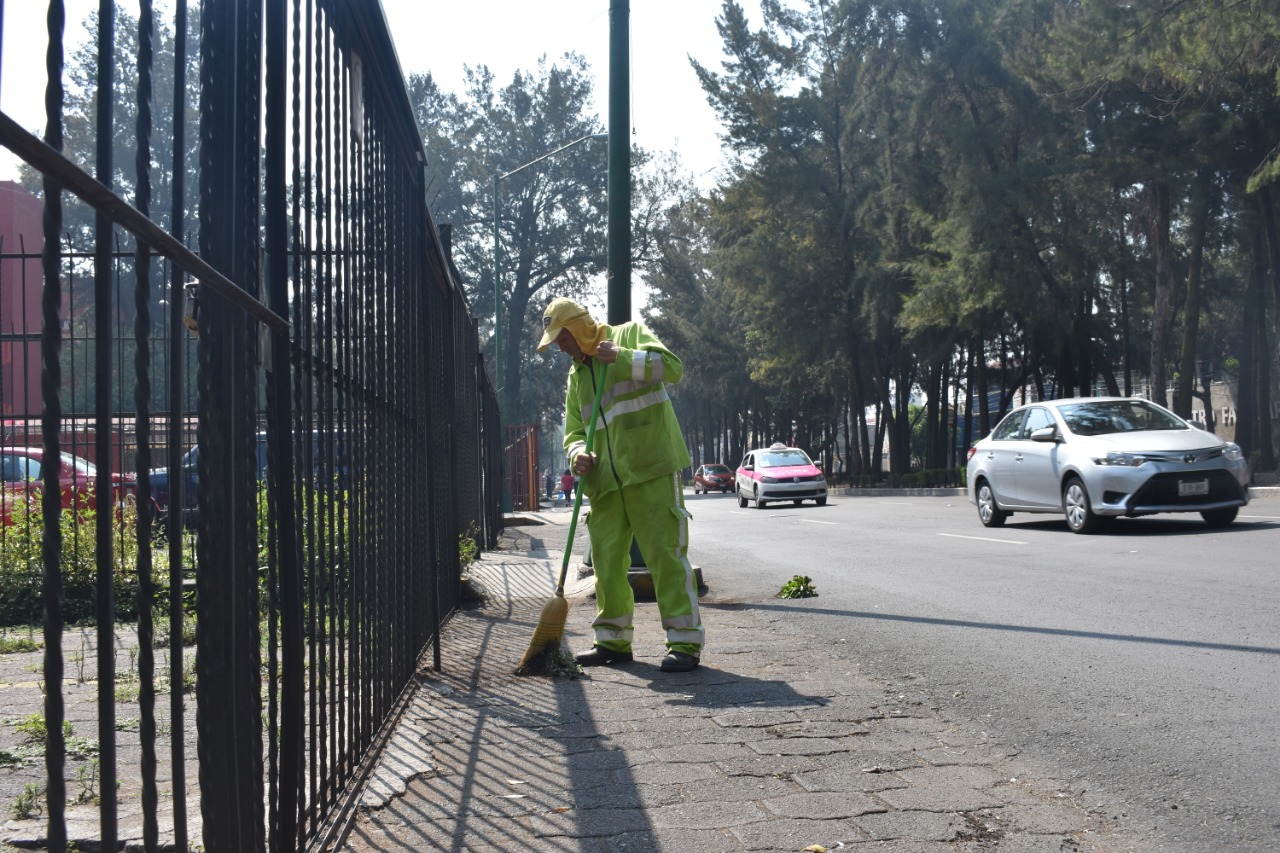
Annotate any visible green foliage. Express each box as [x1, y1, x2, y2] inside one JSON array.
[[64, 736, 100, 761], [74, 760, 102, 805], [10, 783, 42, 820], [0, 629, 41, 654], [652, 0, 1280, 475], [777, 575, 818, 599], [0, 498, 164, 627], [885, 468, 966, 489], [408, 56, 609, 423], [458, 522, 481, 572], [13, 714, 71, 746], [0, 749, 29, 769]]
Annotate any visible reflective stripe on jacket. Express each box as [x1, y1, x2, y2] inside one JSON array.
[[563, 321, 691, 497]]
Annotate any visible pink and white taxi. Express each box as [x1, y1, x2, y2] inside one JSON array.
[[735, 442, 828, 509]]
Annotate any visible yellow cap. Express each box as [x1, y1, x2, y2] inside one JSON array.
[[537, 297, 607, 355]]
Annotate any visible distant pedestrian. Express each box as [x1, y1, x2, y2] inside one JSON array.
[[544, 468, 555, 499], [560, 469, 575, 500]]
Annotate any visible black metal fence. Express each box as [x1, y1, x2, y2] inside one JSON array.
[[0, 1, 501, 850]]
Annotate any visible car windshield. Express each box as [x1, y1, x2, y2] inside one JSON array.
[[759, 449, 811, 468], [1057, 401, 1189, 437], [704, 465, 730, 475], [61, 452, 96, 475]]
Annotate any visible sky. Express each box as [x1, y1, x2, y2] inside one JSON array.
[[0, 1, 737, 187]]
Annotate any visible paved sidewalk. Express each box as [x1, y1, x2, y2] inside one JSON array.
[[339, 514, 1151, 852]]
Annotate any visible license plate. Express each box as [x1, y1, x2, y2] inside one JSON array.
[[1178, 478, 1209, 497]]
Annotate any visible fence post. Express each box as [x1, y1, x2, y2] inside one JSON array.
[[194, 0, 266, 849]]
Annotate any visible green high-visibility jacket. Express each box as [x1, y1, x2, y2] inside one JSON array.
[[563, 321, 691, 498]]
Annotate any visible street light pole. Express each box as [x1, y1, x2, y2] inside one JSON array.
[[491, 132, 608, 413]]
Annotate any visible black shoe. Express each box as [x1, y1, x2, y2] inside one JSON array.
[[575, 645, 633, 666], [659, 651, 700, 672]]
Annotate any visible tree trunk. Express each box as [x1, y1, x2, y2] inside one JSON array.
[[1256, 187, 1279, 471], [1237, 247, 1258, 457], [1148, 181, 1175, 408], [925, 361, 941, 469], [976, 330, 990, 436], [1175, 171, 1212, 418]]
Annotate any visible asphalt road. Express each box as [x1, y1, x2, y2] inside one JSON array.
[[660, 489, 1280, 851]]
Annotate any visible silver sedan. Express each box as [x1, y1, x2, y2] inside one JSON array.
[[966, 397, 1249, 533]]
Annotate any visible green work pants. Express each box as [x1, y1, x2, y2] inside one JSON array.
[[585, 471, 703, 657]]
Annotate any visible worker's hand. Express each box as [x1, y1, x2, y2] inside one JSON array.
[[595, 340, 619, 363], [574, 452, 597, 476]]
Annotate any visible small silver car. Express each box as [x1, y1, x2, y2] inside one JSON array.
[[966, 397, 1249, 533]]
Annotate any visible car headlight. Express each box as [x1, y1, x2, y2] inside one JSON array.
[[1092, 451, 1148, 467], [1224, 442, 1243, 462]]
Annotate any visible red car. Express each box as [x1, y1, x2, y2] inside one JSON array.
[[1, 447, 138, 524], [693, 463, 735, 494]]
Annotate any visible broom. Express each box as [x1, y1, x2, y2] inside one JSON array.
[[516, 362, 605, 675]]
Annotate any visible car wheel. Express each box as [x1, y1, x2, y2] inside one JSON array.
[[793, 499, 803, 507], [694, 485, 701, 494], [755, 488, 767, 509], [816, 496, 826, 506], [1201, 506, 1238, 528], [737, 489, 747, 508], [975, 479, 1007, 528], [1063, 476, 1104, 534]]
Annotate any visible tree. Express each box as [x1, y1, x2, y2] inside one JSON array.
[[16, 3, 201, 415], [409, 56, 608, 426]]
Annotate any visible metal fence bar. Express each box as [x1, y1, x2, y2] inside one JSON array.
[[91, 5, 120, 845], [132, 3, 161, 851], [195, 1, 266, 850], [165, 4, 191, 847], [39, 3, 70, 850]]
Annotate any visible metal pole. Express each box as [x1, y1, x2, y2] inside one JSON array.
[[492, 173, 502, 402], [608, 0, 631, 324]]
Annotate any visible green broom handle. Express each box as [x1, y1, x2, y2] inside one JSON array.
[[559, 360, 605, 591]]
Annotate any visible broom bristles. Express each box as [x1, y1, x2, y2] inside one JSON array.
[[518, 593, 569, 668]]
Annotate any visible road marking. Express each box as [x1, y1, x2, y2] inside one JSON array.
[[1241, 514, 1280, 520], [937, 532, 1027, 545], [799, 518, 838, 525]]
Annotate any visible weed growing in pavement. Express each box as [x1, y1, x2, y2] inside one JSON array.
[[0, 626, 40, 654], [777, 574, 818, 598], [10, 783, 43, 819], [0, 748, 32, 768], [74, 760, 101, 805], [64, 735, 99, 760], [459, 522, 481, 572], [13, 713, 70, 745]]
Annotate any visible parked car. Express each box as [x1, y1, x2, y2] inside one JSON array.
[[736, 443, 828, 508], [1, 447, 139, 524], [151, 430, 349, 527], [693, 463, 734, 494], [965, 397, 1249, 534]]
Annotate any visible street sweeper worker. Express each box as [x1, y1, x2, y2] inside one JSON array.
[[537, 296, 704, 673]]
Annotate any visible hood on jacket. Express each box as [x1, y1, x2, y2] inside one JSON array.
[[537, 297, 608, 356]]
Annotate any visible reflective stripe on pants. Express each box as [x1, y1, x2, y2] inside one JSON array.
[[585, 471, 703, 657]]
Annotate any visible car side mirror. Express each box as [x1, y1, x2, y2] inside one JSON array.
[[1029, 426, 1059, 442], [742, 465, 753, 472]]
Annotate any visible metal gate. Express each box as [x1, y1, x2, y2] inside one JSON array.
[[505, 423, 541, 511], [0, 1, 501, 850]]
